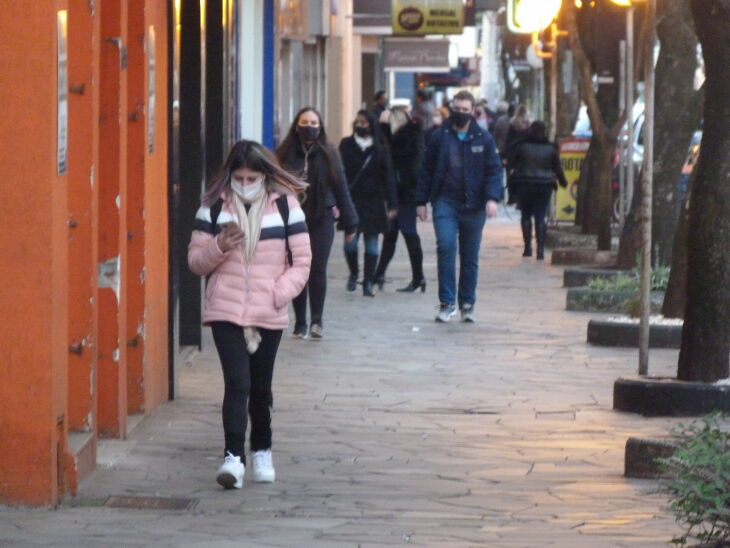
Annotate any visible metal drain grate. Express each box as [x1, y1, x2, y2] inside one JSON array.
[[104, 495, 198, 511]]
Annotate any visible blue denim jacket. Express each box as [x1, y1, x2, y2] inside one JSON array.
[[417, 119, 504, 209]]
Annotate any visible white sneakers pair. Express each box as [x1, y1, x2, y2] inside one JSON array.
[[216, 449, 275, 489]]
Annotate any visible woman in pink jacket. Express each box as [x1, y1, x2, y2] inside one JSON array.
[[188, 140, 311, 490]]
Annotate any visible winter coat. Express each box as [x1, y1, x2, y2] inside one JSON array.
[[387, 121, 425, 206], [417, 119, 504, 209], [187, 191, 312, 330], [278, 142, 359, 233], [339, 136, 398, 235], [509, 137, 569, 189]]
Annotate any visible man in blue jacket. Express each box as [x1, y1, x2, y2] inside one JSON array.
[[416, 90, 504, 323]]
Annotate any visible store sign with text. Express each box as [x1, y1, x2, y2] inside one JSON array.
[[392, 0, 464, 36], [383, 38, 450, 72]]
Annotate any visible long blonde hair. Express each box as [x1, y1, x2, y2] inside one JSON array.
[[389, 106, 411, 135], [511, 104, 531, 131]]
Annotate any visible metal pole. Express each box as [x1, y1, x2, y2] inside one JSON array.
[[618, 39, 627, 228], [639, 0, 655, 376], [550, 24, 558, 142], [625, 7, 635, 225]]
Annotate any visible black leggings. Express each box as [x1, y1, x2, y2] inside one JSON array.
[[293, 212, 335, 326], [211, 322, 283, 462]]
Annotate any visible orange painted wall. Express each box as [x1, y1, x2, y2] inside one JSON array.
[[143, 0, 170, 410], [126, 1, 147, 413], [0, 1, 69, 505], [97, 0, 129, 438], [67, 0, 100, 435]]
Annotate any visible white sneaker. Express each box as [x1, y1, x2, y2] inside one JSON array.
[[435, 303, 456, 323], [216, 451, 244, 489], [251, 449, 276, 483], [460, 304, 476, 323]]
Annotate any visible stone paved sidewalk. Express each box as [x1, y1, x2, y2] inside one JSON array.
[[1, 211, 686, 547]]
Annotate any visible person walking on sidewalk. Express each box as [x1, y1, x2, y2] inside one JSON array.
[[508, 121, 568, 260], [416, 90, 503, 323], [276, 107, 358, 339], [374, 106, 427, 292], [503, 104, 531, 205], [339, 109, 398, 297], [188, 140, 312, 489]]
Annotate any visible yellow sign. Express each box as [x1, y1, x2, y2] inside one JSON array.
[[507, 0, 562, 34], [556, 138, 590, 222], [392, 0, 464, 36]]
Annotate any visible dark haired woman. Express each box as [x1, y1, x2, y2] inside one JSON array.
[[188, 140, 312, 489], [339, 109, 398, 297], [508, 121, 568, 260], [276, 107, 358, 339], [374, 106, 426, 292]]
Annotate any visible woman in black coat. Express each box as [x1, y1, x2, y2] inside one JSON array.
[[373, 107, 426, 292], [508, 121, 568, 260], [276, 107, 359, 339], [339, 109, 398, 297]]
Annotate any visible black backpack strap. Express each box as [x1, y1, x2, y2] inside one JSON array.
[[210, 198, 224, 234], [276, 194, 293, 266]]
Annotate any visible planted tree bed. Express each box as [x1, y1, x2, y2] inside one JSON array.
[[587, 316, 683, 348], [563, 266, 629, 287], [551, 248, 618, 266], [566, 288, 664, 313], [614, 376, 730, 417]]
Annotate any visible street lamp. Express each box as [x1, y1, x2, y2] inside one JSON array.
[[610, 0, 656, 376], [506, 0, 565, 141]]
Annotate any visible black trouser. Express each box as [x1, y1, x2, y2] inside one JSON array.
[[211, 322, 283, 463], [293, 212, 334, 327]]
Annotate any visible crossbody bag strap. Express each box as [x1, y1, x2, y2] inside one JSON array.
[[275, 194, 293, 266], [348, 152, 374, 191]]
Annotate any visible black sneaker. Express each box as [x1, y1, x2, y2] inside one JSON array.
[[292, 323, 308, 339]]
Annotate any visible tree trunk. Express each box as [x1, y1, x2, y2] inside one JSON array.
[[595, 142, 615, 250], [677, 0, 730, 382], [661, 180, 690, 318], [616, 167, 642, 269], [651, 0, 701, 266]]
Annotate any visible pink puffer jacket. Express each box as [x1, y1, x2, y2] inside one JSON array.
[[187, 191, 311, 330]]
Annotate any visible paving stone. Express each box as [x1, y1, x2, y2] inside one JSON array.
[[0, 213, 701, 546]]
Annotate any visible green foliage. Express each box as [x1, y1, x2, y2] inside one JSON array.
[[586, 265, 670, 292], [657, 414, 730, 546]]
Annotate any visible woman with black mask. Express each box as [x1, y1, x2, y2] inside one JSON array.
[[374, 106, 426, 292], [508, 120, 568, 260], [276, 107, 358, 339], [339, 110, 398, 297]]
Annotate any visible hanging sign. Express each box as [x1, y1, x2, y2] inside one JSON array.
[[57, 11, 69, 175], [392, 0, 464, 36], [556, 138, 590, 222], [383, 38, 450, 72]]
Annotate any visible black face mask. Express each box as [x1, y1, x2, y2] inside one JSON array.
[[296, 125, 320, 142], [354, 126, 371, 137], [452, 111, 472, 127]]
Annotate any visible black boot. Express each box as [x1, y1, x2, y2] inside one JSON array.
[[374, 228, 397, 290], [397, 233, 426, 293], [345, 250, 358, 291], [520, 218, 533, 257], [536, 222, 547, 260], [363, 252, 378, 297]]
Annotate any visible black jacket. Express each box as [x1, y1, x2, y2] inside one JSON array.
[[417, 118, 504, 208], [387, 121, 425, 205], [339, 136, 398, 235], [508, 137, 569, 188], [278, 142, 358, 233]]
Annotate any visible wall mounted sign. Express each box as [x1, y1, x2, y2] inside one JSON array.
[[383, 38, 450, 72], [57, 11, 68, 175], [392, 0, 464, 36], [147, 25, 156, 154]]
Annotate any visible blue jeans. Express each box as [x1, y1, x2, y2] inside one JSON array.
[[343, 232, 379, 256], [432, 199, 486, 307]]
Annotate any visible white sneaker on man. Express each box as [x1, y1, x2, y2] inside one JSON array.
[[435, 303, 457, 323], [251, 449, 276, 483], [216, 451, 244, 489], [460, 304, 476, 323]]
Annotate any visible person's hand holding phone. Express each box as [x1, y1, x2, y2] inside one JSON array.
[[217, 223, 245, 252]]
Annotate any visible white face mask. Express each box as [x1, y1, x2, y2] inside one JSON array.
[[232, 179, 264, 201]]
